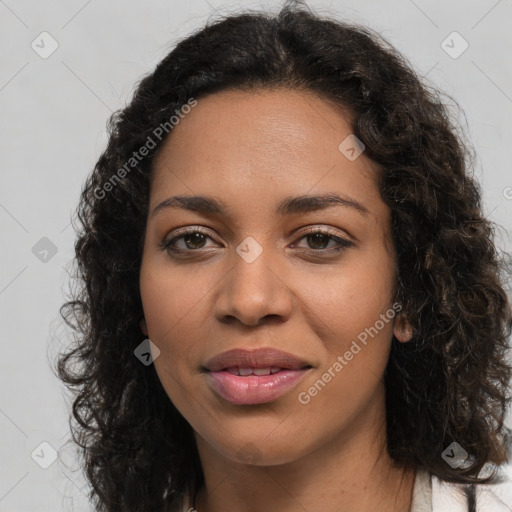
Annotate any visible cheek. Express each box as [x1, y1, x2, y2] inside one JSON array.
[[298, 284, 396, 425], [140, 262, 207, 338], [295, 250, 396, 409], [139, 266, 203, 413], [139, 263, 212, 389], [299, 251, 396, 341]]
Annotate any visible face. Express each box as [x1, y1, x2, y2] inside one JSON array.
[[139, 88, 411, 466]]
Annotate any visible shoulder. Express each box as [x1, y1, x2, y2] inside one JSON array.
[[431, 462, 512, 511]]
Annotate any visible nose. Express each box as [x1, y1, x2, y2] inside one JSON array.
[[214, 246, 293, 327]]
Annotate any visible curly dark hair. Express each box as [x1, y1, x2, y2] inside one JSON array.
[[55, 1, 512, 510]]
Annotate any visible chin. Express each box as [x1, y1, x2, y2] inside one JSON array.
[[203, 430, 311, 467]]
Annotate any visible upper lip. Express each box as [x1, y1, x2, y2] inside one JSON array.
[[204, 348, 311, 372]]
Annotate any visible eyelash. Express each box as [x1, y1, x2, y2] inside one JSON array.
[[160, 226, 354, 256]]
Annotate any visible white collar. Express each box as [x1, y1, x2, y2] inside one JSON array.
[[432, 463, 512, 511]]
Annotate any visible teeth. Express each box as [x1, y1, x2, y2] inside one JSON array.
[[253, 367, 271, 376], [224, 367, 283, 376]]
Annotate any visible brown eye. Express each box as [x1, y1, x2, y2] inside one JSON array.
[[182, 232, 208, 250], [161, 228, 217, 253], [305, 232, 331, 250], [294, 228, 354, 253]]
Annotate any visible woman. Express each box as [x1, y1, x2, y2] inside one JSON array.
[[56, 1, 512, 510]]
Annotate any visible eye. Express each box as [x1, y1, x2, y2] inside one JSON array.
[[160, 226, 354, 256], [161, 227, 217, 253], [292, 227, 354, 254]]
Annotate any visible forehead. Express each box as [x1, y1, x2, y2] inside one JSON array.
[[150, 88, 384, 222]]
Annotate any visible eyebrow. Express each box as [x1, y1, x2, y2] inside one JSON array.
[[151, 193, 369, 218]]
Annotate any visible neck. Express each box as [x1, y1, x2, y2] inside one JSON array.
[[193, 387, 415, 512]]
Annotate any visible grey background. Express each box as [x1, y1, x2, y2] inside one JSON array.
[[1, 0, 511, 510]]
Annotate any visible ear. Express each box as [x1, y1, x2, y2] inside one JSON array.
[[393, 314, 413, 343], [139, 317, 148, 336]]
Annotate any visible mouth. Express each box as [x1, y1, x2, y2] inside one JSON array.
[[223, 366, 293, 376], [203, 348, 312, 405], [204, 347, 311, 372]]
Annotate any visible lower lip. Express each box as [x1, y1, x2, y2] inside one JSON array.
[[207, 369, 309, 405]]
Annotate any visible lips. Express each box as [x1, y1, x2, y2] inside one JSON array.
[[204, 347, 310, 372], [204, 348, 312, 405], [224, 366, 282, 376]]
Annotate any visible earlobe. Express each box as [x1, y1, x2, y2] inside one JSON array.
[[139, 317, 148, 336], [393, 314, 413, 342]]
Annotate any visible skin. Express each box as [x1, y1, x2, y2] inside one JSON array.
[[139, 88, 415, 512]]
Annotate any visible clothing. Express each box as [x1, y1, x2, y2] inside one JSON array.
[[182, 463, 512, 511], [430, 463, 512, 512], [410, 468, 433, 512], [412, 464, 512, 512]]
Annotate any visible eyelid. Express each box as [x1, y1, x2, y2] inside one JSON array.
[[295, 225, 350, 240], [165, 224, 351, 241], [168, 225, 214, 238]]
